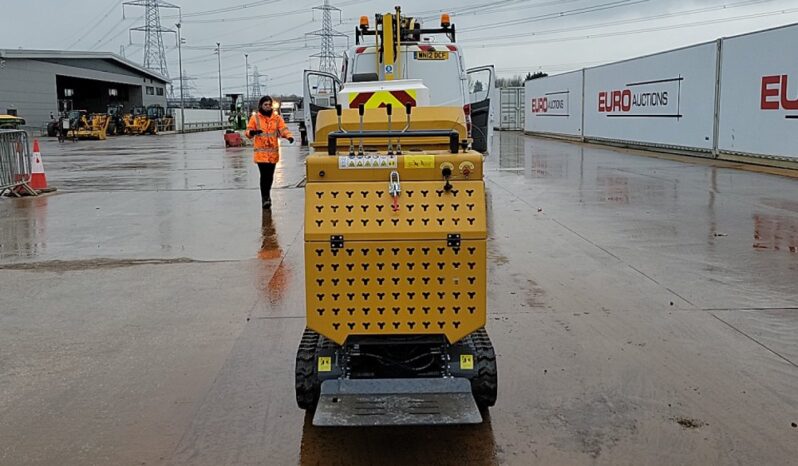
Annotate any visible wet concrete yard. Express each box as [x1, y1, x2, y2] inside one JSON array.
[[1, 130, 796, 465]]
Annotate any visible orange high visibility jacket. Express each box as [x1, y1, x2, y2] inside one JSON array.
[[246, 112, 293, 163]]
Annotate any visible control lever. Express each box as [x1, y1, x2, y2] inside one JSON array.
[[357, 104, 365, 156], [398, 103, 412, 155], [442, 166, 453, 192], [388, 170, 401, 212], [386, 104, 393, 155], [335, 104, 354, 156]]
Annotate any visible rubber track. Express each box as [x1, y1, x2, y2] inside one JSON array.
[[295, 328, 320, 410], [469, 328, 498, 408]]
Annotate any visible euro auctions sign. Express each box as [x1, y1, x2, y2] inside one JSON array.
[[531, 91, 569, 116], [598, 76, 683, 118], [761, 74, 798, 116]]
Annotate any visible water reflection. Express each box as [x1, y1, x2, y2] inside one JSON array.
[[597, 174, 630, 204], [258, 210, 281, 260], [595, 168, 672, 206], [0, 197, 48, 260], [221, 148, 249, 189], [521, 137, 568, 179], [258, 210, 292, 305], [299, 410, 498, 466], [753, 213, 798, 253]]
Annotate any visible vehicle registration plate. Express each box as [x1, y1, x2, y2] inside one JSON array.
[[414, 51, 449, 60]]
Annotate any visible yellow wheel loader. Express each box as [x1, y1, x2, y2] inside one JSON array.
[[297, 7, 497, 427]]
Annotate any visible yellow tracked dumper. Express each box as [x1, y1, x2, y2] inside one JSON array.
[[297, 7, 496, 427]]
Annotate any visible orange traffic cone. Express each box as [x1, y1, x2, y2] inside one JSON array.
[[29, 139, 49, 191]]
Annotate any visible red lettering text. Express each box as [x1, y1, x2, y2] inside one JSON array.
[[781, 75, 798, 110], [532, 97, 549, 113], [622, 90, 632, 111], [599, 89, 633, 112], [761, 75, 781, 110], [761, 74, 798, 111]]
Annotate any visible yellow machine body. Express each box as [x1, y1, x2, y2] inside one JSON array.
[[305, 150, 486, 345], [72, 114, 110, 140], [313, 107, 468, 153], [299, 6, 496, 424], [125, 115, 156, 135]]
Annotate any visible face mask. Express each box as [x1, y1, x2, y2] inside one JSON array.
[[260, 106, 273, 116]]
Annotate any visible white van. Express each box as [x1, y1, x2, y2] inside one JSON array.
[[303, 40, 494, 153], [279, 101, 297, 122]]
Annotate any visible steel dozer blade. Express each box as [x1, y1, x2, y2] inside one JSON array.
[[313, 378, 482, 427]]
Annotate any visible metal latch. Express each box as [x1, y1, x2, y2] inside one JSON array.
[[389, 170, 401, 212], [447, 234, 461, 249], [330, 235, 344, 249]]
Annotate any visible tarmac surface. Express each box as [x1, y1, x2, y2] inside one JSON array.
[[1, 129, 796, 465]]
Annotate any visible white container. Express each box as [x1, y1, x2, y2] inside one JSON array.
[[718, 23, 798, 161], [525, 70, 584, 138], [583, 42, 718, 151]]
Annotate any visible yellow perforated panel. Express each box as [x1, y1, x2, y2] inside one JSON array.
[[305, 181, 486, 241], [305, 240, 486, 344], [305, 151, 487, 344]]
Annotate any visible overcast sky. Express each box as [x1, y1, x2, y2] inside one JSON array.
[[2, 0, 797, 97]]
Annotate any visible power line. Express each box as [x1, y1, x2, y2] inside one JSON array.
[[163, 0, 283, 19], [66, 0, 123, 49], [179, 0, 366, 24], [465, 6, 798, 48], [458, 0, 775, 43], [459, 0, 652, 33], [91, 15, 144, 51], [416, 0, 584, 21]]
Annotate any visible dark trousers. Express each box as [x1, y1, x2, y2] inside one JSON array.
[[257, 162, 276, 203]]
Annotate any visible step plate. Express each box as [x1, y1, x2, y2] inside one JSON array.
[[313, 378, 482, 427]]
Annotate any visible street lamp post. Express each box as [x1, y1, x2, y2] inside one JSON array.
[[216, 42, 223, 124], [244, 53, 249, 115], [176, 22, 185, 133]]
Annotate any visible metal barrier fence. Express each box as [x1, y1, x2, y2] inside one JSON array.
[[0, 130, 36, 196], [180, 121, 231, 133]]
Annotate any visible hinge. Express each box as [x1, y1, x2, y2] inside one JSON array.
[[330, 235, 344, 249], [447, 233, 461, 249]]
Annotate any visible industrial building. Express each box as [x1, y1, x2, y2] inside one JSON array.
[[0, 49, 169, 130]]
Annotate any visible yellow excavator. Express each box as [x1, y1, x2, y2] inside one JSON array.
[[297, 6, 496, 427]]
